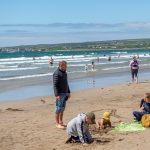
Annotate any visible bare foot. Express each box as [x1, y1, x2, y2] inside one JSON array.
[[56, 124, 65, 129]]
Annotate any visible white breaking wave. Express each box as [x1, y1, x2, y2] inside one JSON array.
[[0, 73, 53, 81], [98, 61, 127, 65], [68, 69, 98, 73], [102, 63, 150, 71], [112, 51, 127, 54], [0, 67, 40, 72], [102, 66, 129, 70]]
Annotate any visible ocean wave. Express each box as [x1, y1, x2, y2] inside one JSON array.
[[102, 66, 129, 70], [112, 51, 127, 54], [0, 67, 40, 72], [0, 73, 53, 81], [102, 63, 150, 71]]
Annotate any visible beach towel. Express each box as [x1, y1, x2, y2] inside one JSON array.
[[113, 122, 145, 132]]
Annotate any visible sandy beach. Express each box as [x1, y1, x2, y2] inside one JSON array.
[[1, 80, 150, 150], [2, 1, 150, 149]]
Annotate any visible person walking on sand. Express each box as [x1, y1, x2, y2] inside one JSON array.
[[129, 56, 139, 83], [53, 60, 71, 129]]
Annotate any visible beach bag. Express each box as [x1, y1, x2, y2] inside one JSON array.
[[141, 114, 150, 127]]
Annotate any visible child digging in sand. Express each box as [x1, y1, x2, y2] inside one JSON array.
[[96, 112, 112, 129], [66, 112, 95, 146]]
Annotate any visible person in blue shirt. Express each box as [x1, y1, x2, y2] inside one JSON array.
[[133, 93, 150, 122]]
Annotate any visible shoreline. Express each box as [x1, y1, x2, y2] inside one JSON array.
[[1, 67, 150, 102]]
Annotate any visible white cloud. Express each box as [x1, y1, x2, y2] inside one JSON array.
[[1, 22, 150, 47]]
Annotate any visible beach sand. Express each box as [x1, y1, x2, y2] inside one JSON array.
[[0, 81, 150, 150]]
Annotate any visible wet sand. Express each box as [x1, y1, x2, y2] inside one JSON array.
[[1, 66, 150, 102], [0, 81, 150, 150]]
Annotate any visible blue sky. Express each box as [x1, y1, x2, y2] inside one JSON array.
[[0, 0, 150, 47]]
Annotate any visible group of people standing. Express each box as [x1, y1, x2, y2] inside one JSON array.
[[85, 60, 95, 72], [85, 56, 139, 83]]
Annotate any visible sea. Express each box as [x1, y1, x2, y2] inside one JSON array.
[[0, 49, 150, 101]]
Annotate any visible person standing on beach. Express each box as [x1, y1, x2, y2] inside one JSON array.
[[129, 56, 139, 83], [91, 60, 95, 71], [53, 60, 71, 129], [85, 64, 88, 72], [108, 56, 111, 61]]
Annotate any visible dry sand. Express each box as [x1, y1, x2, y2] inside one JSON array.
[[0, 80, 150, 150]]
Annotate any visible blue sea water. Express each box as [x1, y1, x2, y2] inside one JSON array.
[[0, 49, 150, 80], [0, 49, 150, 101], [0, 49, 150, 59]]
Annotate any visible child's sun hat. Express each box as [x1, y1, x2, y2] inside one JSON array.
[[103, 112, 110, 120]]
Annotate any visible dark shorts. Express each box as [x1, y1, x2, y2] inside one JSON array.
[[131, 69, 138, 78], [133, 111, 145, 121], [55, 93, 68, 113]]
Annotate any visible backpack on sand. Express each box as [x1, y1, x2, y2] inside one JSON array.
[[141, 114, 150, 127]]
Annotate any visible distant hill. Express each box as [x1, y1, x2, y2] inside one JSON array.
[[1, 38, 150, 52]]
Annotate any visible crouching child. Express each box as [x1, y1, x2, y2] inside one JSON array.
[[96, 112, 111, 129], [66, 112, 95, 146]]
